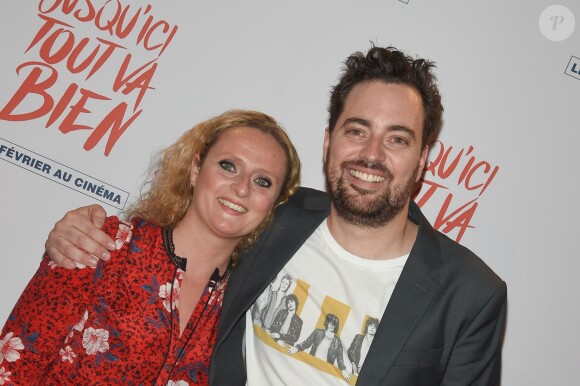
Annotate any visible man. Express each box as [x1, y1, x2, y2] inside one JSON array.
[[260, 273, 293, 329], [267, 293, 303, 346], [250, 275, 277, 327], [348, 317, 380, 376], [288, 313, 350, 381], [45, 45, 507, 385]]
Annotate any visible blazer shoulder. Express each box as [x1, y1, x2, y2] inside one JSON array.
[[436, 231, 506, 297], [285, 187, 330, 211], [411, 201, 505, 295]]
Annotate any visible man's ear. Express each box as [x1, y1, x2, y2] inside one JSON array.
[[323, 128, 330, 164], [416, 145, 429, 182]]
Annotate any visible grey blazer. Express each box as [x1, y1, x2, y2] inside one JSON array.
[[210, 187, 507, 385]]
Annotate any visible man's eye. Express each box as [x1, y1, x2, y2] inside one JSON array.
[[393, 137, 409, 145], [254, 177, 272, 188], [347, 129, 364, 136], [219, 160, 235, 172]]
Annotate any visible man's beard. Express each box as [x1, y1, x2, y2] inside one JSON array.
[[325, 159, 418, 228]]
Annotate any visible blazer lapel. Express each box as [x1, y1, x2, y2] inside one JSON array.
[[217, 191, 330, 342], [358, 203, 442, 384]]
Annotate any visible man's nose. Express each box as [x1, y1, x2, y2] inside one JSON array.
[[359, 136, 385, 163]]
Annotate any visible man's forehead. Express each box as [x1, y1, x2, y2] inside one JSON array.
[[337, 81, 424, 133], [344, 81, 421, 110]]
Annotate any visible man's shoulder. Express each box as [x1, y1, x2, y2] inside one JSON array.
[[270, 187, 329, 232], [428, 226, 505, 299], [272, 187, 330, 223], [411, 202, 504, 289], [286, 187, 329, 209]]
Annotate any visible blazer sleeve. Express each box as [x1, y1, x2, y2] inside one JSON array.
[[441, 281, 507, 385]]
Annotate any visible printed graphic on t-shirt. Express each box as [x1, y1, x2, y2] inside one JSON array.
[[246, 220, 407, 385], [252, 272, 381, 385]]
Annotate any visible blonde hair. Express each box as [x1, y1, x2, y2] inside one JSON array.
[[125, 109, 301, 264]]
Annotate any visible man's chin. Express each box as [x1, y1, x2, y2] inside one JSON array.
[[349, 182, 383, 196], [335, 203, 381, 222], [334, 196, 406, 228], [341, 190, 384, 210]]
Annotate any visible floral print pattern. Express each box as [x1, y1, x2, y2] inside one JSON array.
[[82, 327, 110, 355], [115, 222, 133, 249], [167, 380, 189, 386], [0, 217, 228, 385], [159, 278, 181, 312], [59, 346, 76, 364], [0, 367, 12, 385], [0, 333, 23, 364]]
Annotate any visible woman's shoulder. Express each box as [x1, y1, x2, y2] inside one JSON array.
[[103, 216, 160, 237], [101, 216, 163, 256], [100, 217, 168, 278]]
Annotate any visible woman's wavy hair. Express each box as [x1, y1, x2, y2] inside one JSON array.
[[124, 109, 301, 264]]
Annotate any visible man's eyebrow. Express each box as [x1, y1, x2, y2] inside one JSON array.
[[389, 125, 416, 139], [341, 117, 371, 128], [342, 117, 417, 139]]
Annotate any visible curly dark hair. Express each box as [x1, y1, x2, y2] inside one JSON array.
[[328, 45, 443, 147], [286, 294, 299, 308], [324, 313, 340, 331], [364, 317, 380, 334]]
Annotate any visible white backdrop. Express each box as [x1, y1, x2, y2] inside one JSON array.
[[1, 1, 579, 384]]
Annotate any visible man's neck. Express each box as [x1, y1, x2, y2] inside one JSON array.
[[326, 203, 418, 260]]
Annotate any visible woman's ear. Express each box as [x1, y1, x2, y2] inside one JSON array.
[[190, 154, 201, 187]]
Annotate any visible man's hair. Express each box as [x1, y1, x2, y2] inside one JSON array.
[[328, 45, 443, 147], [286, 294, 299, 308], [281, 274, 293, 286], [364, 317, 380, 333], [324, 313, 340, 331]]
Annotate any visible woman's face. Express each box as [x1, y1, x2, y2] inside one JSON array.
[[188, 126, 288, 242]]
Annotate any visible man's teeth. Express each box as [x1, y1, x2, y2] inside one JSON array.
[[218, 198, 248, 213], [349, 169, 385, 183]]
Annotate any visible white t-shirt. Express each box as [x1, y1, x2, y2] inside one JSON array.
[[245, 220, 408, 385]]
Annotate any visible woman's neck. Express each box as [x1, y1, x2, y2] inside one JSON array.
[[172, 218, 235, 275]]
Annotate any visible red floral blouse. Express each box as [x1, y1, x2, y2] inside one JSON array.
[[0, 217, 228, 385]]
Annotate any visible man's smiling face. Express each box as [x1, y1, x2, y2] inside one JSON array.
[[323, 81, 428, 228]]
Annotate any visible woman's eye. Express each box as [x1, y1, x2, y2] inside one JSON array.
[[219, 160, 235, 172], [254, 177, 272, 188]]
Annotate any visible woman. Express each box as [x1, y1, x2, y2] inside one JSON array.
[[0, 110, 300, 385]]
